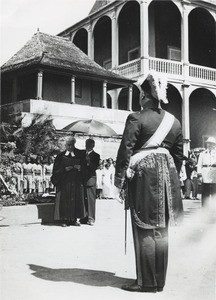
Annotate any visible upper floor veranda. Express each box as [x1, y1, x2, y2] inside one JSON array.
[[58, 0, 216, 88]]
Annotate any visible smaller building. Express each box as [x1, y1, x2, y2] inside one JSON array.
[[1, 31, 134, 158]]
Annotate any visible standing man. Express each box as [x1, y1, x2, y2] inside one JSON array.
[[80, 138, 100, 226], [197, 136, 216, 206], [114, 72, 183, 293], [51, 136, 85, 227]]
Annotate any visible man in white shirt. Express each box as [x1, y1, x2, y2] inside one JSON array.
[[197, 136, 216, 206]]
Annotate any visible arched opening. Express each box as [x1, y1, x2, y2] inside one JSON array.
[[132, 85, 141, 112], [94, 16, 112, 68], [118, 1, 140, 65], [107, 93, 112, 109], [73, 28, 88, 55], [189, 88, 216, 148], [149, 1, 181, 60], [189, 8, 216, 68], [118, 88, 128, 110], [161, 84, 182, 123]]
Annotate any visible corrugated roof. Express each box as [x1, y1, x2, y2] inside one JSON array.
[[1, 31, 133, 85]]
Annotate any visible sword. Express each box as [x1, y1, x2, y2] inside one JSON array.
[[124, 204, 127, 255], [120, 180, 129, 255]]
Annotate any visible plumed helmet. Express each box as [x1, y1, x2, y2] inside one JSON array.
[[137, 71, 168, 104]]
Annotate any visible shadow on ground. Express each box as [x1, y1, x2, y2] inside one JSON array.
[[28, 264, 134, 288]]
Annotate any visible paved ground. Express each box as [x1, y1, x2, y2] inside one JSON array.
[[0, 197, 216, 300]]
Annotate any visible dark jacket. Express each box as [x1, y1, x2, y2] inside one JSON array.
[[115, 107, 183, 188], [82, 150, 100, 187]]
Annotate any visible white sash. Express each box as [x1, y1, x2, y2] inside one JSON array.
[[143, 111, 174, 148], [126, 111, 175, 179]]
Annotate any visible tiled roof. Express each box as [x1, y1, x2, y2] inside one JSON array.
[[1, 31, 133, 85], [89, 0, 114, 15]]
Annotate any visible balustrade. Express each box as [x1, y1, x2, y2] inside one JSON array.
[[115, 57, 216, 84]]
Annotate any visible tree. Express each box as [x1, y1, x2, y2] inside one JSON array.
[[16, 114, 60, 158]]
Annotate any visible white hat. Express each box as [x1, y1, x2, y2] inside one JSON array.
[[137, 71, 168, 104], [206, 137, 216, 144]]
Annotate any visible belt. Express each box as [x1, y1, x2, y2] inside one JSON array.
[[203, 164, 216, 167]]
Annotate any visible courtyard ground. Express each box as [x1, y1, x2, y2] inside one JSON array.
[[0, 197, 216, 300]]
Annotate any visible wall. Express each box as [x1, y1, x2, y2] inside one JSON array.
[[43, 73, 71, 102]]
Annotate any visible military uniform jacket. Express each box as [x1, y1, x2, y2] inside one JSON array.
[[197, 149, 216, 183], [115, 107, 183, 188]]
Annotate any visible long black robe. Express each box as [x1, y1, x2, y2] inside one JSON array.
[[52, 149, 86, 221]]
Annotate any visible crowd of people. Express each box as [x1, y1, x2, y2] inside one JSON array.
[[180, 137, 216, 206], [0, 154, 54, 195], [96, 157, 116, 200], [180, 149, 202, 200]]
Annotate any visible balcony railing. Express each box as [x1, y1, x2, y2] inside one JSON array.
[[189, 64, 216, 82], [149, 57, 183, 77], [116, 58, 141, 77], [115, 57, 216, 84]]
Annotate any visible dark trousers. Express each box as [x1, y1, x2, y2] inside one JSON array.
[[131, 213, 168, 289], [184, 179, 192, 198], [84, 185, 96, 221], [201, 183, 216, 206]]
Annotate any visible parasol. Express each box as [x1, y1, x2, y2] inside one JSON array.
[[62, 119, 117, 137]]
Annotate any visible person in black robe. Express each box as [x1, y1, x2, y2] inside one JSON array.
[[51, 136, 86, 226]]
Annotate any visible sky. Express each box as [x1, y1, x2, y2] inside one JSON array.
[[0, 0, 96, 65]]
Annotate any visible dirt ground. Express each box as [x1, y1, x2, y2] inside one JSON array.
[[0, 198, 216, 300]]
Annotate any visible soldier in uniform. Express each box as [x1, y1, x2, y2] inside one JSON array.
[[114, 72, 183, 293], [32, 156, 44, 194], [43, 156, 54, 193], [197, 136, 216, 206], [22, 156, 34, 193], [11, 154, 24, 193]]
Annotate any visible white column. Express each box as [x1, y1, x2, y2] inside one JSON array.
[[102, 81, 107, 108], [111, 11, 118, 69], [140, 0, 149, 75], [87, 24, 94, 60], [12, 78, 17, 102], [37, 70, 43, 100], [127, 85, 133, 111], [71, 76, 75, 104], [182, 6, 189, 82], [182, 84, 190, 156]]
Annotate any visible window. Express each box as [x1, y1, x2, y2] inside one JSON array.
[[128, 47, 140, 61], [167, 46, 181, 61], [75, 79, 82, 97]]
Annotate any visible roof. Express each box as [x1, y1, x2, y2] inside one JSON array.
[[1, 31, 133, 86], [89, 0, 114, 15]]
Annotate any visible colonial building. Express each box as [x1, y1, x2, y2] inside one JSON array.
[[58, 0, 216, 154]]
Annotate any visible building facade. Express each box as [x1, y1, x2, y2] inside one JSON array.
[[59, 0, 216, 154]]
